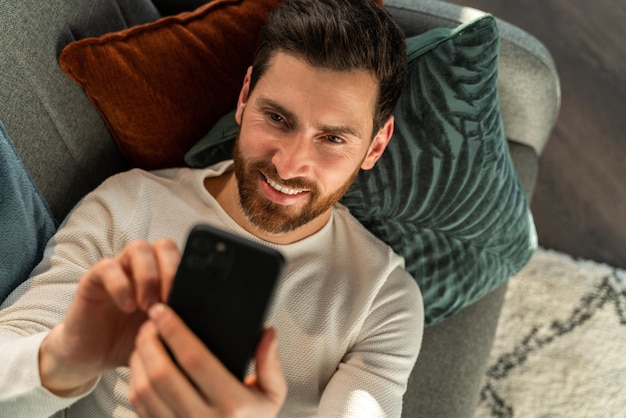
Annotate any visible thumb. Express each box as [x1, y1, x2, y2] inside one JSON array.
[[252, 327, 287, 403]]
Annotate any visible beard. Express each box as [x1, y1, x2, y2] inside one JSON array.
[[232, 138, 359, 235]]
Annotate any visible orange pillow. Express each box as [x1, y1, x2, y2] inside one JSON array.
[[59, 0, 385, 170], [59, 0, 285, 170]]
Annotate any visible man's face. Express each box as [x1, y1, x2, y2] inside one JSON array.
[[233, 52, 392, 236]]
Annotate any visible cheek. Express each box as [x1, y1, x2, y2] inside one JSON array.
[[238, 122, 274, 158], [314, 157, 359, 193]]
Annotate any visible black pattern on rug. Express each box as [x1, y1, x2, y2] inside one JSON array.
[[478, 270, 626, 418]]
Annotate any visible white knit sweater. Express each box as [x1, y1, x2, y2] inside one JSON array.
[[0, 161, 423, 417]]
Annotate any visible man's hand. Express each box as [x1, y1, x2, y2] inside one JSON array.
[[39, 239, 181, 395], [129, 303, 287, 418]]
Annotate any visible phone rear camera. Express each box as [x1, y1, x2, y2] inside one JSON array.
[[186, 253, 210, 271], [215, 242, 227, 253], [190, 235, 214, 252], [184, 235, 235, 281]]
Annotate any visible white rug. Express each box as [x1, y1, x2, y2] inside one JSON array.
[[474, 248, 626, 418]]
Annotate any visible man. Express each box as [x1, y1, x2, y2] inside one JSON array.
[[0, 0, 423, 416]]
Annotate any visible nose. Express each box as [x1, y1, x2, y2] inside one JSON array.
[[270, 132, 314, 180]]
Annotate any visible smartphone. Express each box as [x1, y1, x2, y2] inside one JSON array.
[[167, 224, 285, 381]]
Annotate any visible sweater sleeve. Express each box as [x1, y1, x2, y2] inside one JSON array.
[[317, 266, 424, 418], [0, 173, 133, 416], [0, 333, 99, 417], [0, 251, 103, 417]]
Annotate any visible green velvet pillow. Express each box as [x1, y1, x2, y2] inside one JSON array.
[[185, 15, 536, 326]]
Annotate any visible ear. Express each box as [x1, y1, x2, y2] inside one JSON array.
[[361, 116, 394, 170], [235, 66, 253, 125]]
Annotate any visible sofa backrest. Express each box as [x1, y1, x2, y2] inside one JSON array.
[[0, 0, 160, 221], [0, 0, 560, 223]]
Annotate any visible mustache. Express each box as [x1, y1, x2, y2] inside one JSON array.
[[253, 161, 318, 192]]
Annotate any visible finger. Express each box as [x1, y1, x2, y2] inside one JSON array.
[[151, 239, 181, 302], [81, 258, 137, 313], [129, 347, 177, 418], [252, 328, 287, 404], [133, 319, 212, 417], [118, 240, 161, 311], [148, 303, 241, 399]]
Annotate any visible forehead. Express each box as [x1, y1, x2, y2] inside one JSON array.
[[251, 52, 379, 137]]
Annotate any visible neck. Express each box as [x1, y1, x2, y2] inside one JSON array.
[[204, 170, 331, 245]]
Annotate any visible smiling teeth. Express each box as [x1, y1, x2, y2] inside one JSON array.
[[264, 175, 306, 195]]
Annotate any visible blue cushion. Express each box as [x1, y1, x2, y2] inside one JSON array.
[[185, 15, 536, 326], [0, 122, 57, 302]]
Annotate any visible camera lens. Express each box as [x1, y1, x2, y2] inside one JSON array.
[[186, 253, 210, 271], [215, 241, 227, 253], [190, 235, 213, 252]]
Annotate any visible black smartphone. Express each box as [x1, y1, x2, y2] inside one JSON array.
[[167, 224, 285, 381]]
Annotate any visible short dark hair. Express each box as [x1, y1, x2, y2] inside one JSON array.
[[249, 0, 407, 134]]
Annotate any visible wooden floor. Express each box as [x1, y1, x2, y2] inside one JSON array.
[[446, 0, 626, 269]]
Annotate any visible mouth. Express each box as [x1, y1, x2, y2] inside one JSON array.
[[263, 173, 308, 196]]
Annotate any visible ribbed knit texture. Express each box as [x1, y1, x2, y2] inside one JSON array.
[[0, 161, 423, 417]]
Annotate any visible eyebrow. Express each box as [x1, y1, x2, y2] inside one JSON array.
[[256, 97, 364, 139]]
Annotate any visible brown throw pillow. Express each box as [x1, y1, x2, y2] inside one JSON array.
[[59, 0, 285, 169]]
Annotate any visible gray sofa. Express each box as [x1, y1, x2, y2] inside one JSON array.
[[0, 0, 559, 416]]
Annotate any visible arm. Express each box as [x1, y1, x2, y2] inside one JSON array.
[[317, 267, 424, 418], [38, 239, 180, 394], [0, 173, 153, 416], [0, 224, 104, 416], [0, 235, 180, 417]]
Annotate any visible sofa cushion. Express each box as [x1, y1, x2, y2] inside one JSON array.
[[0, 122, 57, 303], [59, 0, 286, 170], [186, 15, 537, 326]]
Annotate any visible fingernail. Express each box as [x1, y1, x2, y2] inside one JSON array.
[[267, 327, 278, 348], [148, 303, 167, 324], [267, 326, 277, 339]]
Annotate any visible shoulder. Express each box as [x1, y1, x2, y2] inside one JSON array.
[[331, 204, 406, 269], [102, 161, 232, 193], [87, 167, 213, 206], [101, 167, 192, 189], [335, 203, 422, 305], [58, 167, 198, 235]]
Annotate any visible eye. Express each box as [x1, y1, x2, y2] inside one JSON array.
[[268, 112, 285, 124], [325, 135, 345, 144]]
